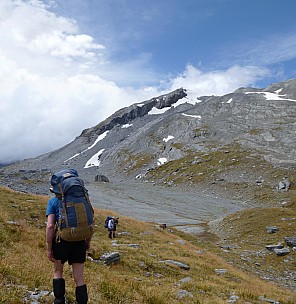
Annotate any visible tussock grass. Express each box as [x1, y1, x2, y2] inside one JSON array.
[[209, 203, 296, 279], [0, 186, 296, 303]]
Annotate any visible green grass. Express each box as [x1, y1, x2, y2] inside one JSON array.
[[0, 186, 296, 303], [207, 204, 296, 280]]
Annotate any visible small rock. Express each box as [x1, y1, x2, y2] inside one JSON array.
[[6, 220, 20, 226], [179, 277, 192, 284], [161, 260, 190, 270], [195, 250, 204, 254], [112, 243, 141, 248], [176, 240, 186, 245], [258, 295, 280, 303], [215, 269, 228, 275], [273, 247, 290, 256], [117, 231, 130, 236], [278, 179, 290, 191], [284, 236, 296, 247], [266, 243, 283, 251], [176, 290, 193, 299], [228, 294, 239, 303], [266, 226, 279, 234], [100, 252, 121, 265]]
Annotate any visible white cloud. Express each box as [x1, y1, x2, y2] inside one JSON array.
[[169, 64, 270, 97], [0, 0, 271, 164], [28, 31, 105, 60]]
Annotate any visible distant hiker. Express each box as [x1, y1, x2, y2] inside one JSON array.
[[46, 169, 94, 304], [105, 216, 119, 239]]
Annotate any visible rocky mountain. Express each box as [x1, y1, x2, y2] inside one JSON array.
[[0, 79, 296, 205]]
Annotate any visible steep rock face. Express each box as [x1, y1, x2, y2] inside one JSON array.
[[81, 88, 187, 137]]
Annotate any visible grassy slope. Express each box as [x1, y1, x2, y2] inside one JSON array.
[[142, 144, 296, 212], [0, 187, 296, 304]]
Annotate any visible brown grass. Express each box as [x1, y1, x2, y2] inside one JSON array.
[[0, 186, 296, 303]]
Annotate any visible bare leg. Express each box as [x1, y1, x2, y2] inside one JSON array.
[[72, 263, 85, 286], [53, 259, 64, 278]]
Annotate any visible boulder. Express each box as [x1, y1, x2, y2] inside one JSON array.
[[94, 174, 109, 182], [278, 179, 290, 191], [100, 252, 121, 265], [284, 236, 296, 247], [273, 247, 290, 256], [266, 226, 279, 234], [266, 243, 283, 251]]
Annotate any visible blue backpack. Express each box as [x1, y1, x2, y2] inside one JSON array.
[[50, 169, 94, 242]]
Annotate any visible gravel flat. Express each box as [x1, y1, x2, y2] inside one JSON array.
[[87, 180, 246, 233]]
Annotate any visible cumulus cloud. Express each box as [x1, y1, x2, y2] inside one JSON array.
[[169, 64, 269, 96], [0, 0, 269, 164]]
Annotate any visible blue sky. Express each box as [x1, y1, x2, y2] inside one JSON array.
[[1, 0, 296, 163], [51, 0, 296, 87]]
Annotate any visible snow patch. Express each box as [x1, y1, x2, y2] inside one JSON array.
[[148, 90, 201, 115], [274, 88, 283, 94], [64, 131, 109, 163], [181, 113, 201, 119], [84, 149, 105, 168], [163, 135, 174, 142], [148, 107, 170, 115], [157, 158, 168, 166], [245, 91, 296, 102], [122, 124, 132, 128]]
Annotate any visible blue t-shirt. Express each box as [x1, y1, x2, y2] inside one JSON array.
[[46, 196, 62, 222]]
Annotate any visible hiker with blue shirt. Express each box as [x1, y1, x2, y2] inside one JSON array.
[[46, 169, 93, 304]]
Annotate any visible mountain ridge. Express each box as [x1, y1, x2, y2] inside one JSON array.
[[1, 78, 295, 190]]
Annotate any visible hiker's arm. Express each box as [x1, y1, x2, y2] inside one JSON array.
[[46, 214, 55, 262]]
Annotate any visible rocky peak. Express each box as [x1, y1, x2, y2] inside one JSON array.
[[81, 88, 187, 137]]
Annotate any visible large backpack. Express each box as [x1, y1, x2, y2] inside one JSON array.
[[107, 218, 115, 230], [50, 169, 94, 242], [104, 216, 112, 228]]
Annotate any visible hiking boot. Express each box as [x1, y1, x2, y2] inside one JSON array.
[[53, 278, 65, 304], [76, 284, 88, 304]]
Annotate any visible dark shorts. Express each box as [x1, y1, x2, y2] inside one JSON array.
[[52, 238, 86, 265]]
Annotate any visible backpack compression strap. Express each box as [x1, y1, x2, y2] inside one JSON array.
[[77, 177, 95, 217], [55, 183, 69, 243]]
